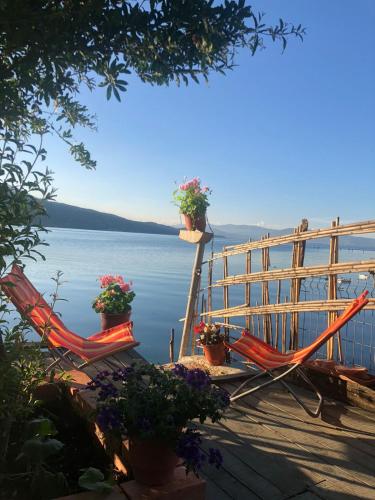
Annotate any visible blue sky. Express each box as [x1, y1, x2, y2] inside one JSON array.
[[46, 0, 375, 228]]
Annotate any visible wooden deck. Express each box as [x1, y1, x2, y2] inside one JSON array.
[[53, 349, 375, 500]]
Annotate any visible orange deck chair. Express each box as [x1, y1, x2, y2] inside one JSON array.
[[0, 265, 140, 370], [224, 292, 369, 417]]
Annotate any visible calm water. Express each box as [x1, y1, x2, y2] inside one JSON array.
[[10, 228, 375, 365]]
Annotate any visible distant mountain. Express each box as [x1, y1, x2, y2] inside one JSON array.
[[37, 201, 179, 236], [211, 224, 375, 251]]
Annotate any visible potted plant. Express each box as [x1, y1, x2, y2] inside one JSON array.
[[92, 275, 135, 330], [173, 177, 211, 231], [194, 322, 226, 366], [86, 363, 229, 486]]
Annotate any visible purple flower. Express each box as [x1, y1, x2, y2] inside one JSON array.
[[185, 369, 211, 390], [176, 429, 206, 474], [214, 387, 231, 408], [97, 405, 122, 431], [172, 363, 188, 379], [97, 382, 118, 401], [208, 448, 223, 469], [112, 366, 134, 381], [95, 370, 110, 381], [137, 416, 152, 432]]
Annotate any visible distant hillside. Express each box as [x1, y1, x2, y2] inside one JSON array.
[[38, 201, 179, 236], [211, 224, 375, 251]]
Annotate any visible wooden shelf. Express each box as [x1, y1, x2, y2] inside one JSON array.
[[179, 230, 213, 244]]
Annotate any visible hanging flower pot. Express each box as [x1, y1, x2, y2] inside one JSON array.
[[203, 342, 226, 366], [128, 437, 179, 486], [182, 213, 206, 232], [100, 309, 131, 330], [173, 178, 211, 231]]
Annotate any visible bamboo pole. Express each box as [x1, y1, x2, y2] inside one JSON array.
[[210, 220, 375, 259], [207, 255, 213, 325], [213, 260, 375, 286], [223, 253, 230, 362], [281, 296, 287, 353], [275, 279, 281, 348], [327, 218, 340, 360], [201, 298, 375, 318], [290, 220, 308, 350], [245, 250, 251, 330]]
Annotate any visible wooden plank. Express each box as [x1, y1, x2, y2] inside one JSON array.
[[288, 491, 323, 500], [222, 383, 375, 490], [224, 379, 375, 459], [199, 422, 285, 499], [223, 403, 375, 498], [199, 456, 260, 500], [212, 408, 325, 496], [179, 230, 213, 244]]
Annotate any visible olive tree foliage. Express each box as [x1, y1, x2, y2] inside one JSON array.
[[0, 0, 304, 338]]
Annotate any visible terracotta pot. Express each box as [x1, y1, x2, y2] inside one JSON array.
[[128, 437, 179, 486], [101, 309, 131, 330], [33, 382, 61, 403], [203, 342, 226, 366], [182, 214, 206, 232]]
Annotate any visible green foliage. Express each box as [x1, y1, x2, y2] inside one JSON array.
[[0, 326, 46, 421], [92, 283, 135, 314], [194, 322, 225, 346], [78, 467, 113, 493], [0, 0, 304, 169]]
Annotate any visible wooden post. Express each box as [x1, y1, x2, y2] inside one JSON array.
[[290, 219, 308, 350], [327, 218, 340, 360], [245, 250, 251, 330], [169, 328, 175, 363], [178, 231, 213, 359]]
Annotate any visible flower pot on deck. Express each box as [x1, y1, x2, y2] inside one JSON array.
[[182, 214, 206, 232], [101, 309, 131, 330], [203, 342, 226, 366], [128, 437, 179, 486]]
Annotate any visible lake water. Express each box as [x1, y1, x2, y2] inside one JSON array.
[[8, 228, 375, 366]]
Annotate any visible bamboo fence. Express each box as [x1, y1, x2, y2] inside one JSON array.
[[198, 218, 375, 369]]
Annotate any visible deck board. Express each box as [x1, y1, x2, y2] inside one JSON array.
[[48, 349, 375, 499]]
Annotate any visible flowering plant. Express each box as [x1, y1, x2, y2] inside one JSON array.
[[194, 322, 224, 346], [173, 177, 211, 219], [86, 363, 230, 475], [92, 275, 135, 314]]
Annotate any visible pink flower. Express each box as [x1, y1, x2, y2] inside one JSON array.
[[120, 283, 131, 292], [99, 274, 125, 288], [201, 186, 209, 193]]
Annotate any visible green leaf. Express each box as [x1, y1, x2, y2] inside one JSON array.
[[79, 467, 113, 492], [20, 437, 64, 463], [26, 418, 57, 438]]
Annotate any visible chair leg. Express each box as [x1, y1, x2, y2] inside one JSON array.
[[229, 363, 324, 418], [230, 370, 270, 399], [230, 364, 300, 403]]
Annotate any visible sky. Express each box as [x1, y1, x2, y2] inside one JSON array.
[[45, 0, 375, 229]]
